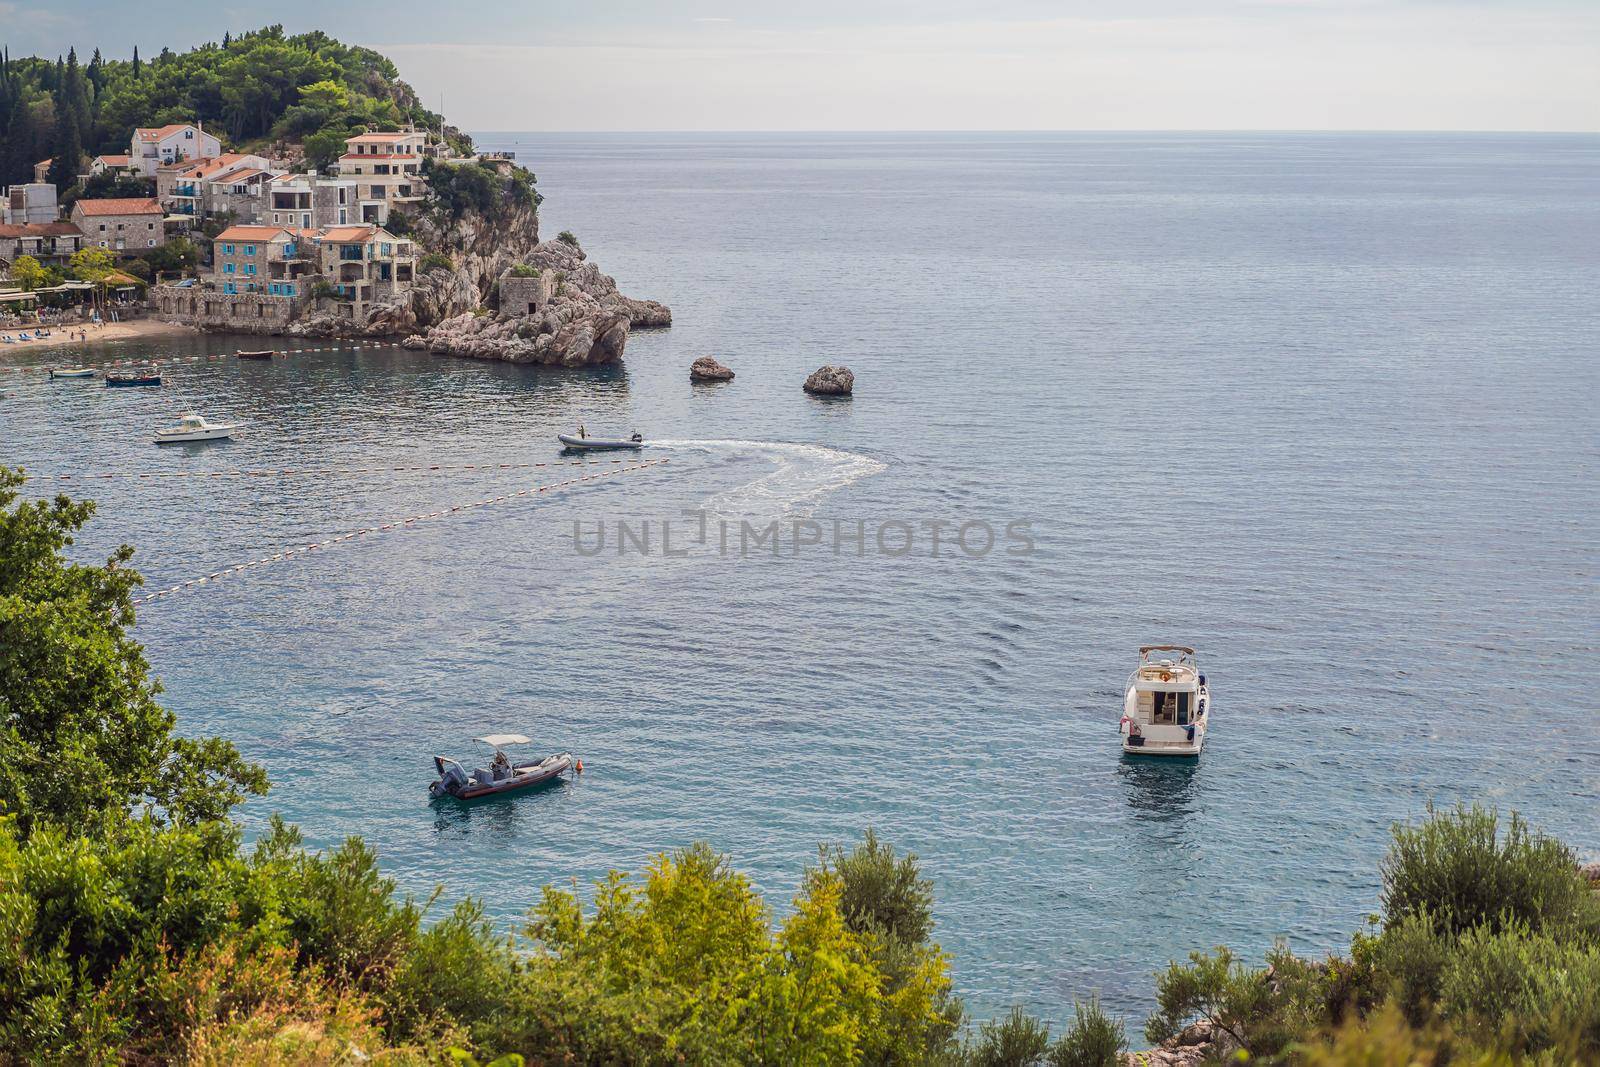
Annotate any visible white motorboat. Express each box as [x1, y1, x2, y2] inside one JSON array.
[[1120, 645, 1210, 756], [154, 414, 240, 444]]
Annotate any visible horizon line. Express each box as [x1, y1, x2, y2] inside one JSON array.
[[466, 128, 1600, 136]]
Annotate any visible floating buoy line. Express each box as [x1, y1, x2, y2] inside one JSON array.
[[0, 340, 400, 373], [133, 458, 670, 604], [28, 458, 635, 481]]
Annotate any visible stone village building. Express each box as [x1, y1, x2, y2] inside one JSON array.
[[153, 221, 417, 331], [157, 154, 279, 221], [71, 197, 167, 250], [0, 221, 86, 267]]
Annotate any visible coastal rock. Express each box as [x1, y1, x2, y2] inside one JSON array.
[[273, 208, 669, 369], [1123, 1021, 1227, 1067], [690, 355, 735, 382], [1580, 861, 1600, 886], [803, 364, 855, 396], [401, 239, 670, 368]]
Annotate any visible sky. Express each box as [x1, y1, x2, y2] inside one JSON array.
[[4, 0, 1598, 131]]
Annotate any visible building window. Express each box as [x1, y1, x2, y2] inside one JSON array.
[[224, 263, 235, 274], [244, 245, 255, 255], [222, 243, 234, 254]]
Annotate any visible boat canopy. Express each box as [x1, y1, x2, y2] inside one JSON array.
[[474, 734, 531, 747]]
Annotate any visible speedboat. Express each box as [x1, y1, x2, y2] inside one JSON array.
[[1120, 645, 1211, 756], [558, 431, 644, 451], [430, 734, 577, 800], [107, 367, 162, 387], [154, 414, 240, 444], [50, 367, 95, 379]]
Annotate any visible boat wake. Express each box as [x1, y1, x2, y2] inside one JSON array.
[[651, 439, 886, 519]]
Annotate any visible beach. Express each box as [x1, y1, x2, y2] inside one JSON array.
[[1, 317, 198, 354]]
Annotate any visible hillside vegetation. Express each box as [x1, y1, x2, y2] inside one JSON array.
[[0, 25, 468, 188], [1, 436, 1597, 1059]]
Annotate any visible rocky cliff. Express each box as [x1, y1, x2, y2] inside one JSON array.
[[286, 200, 670, 366]]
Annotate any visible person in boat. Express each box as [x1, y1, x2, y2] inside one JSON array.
[[490, 748, 512, 778], [630, 432, 643, 443], [578, 423, 587, 439]]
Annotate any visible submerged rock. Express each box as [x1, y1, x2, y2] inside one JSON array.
[[802, 364, 854, 396], [690, 355, 735, 382]]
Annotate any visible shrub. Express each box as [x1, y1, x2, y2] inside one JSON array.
[[1047, 997, 1125, 1067], [508, 263, 539, 278], [1438, 922, 1600, 1055], [969, 1006, 1051, 1067], [419, 252, 455, 274], [1381, 806, 1600, 940], [556, 230, 579, 247]]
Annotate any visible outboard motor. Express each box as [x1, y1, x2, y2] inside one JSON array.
[[431, 757, 470, 798]]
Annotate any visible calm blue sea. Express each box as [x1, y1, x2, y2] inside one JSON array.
[[3, 133, 1597, 1025]]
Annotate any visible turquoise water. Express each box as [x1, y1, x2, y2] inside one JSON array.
[[2, 133, 1597, 1024]]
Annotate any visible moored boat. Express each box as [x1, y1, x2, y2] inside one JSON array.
[[558, 431, 644, 451], [107, 366, 162, 387], [430, 734, 577, 800], [236, 350, 274, 360], [49, 367, 95, 379], [1120, 645, 1211, 756], [154, 413, 240, 444]]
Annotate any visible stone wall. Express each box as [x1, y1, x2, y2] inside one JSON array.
[[498, 270, 555, 316], [152, 285, 303, 333]]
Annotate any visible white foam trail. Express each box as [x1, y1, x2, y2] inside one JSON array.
[[651, 439, 887, 519]]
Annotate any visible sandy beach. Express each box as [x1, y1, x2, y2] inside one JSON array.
[[0, 318, 199, 354]]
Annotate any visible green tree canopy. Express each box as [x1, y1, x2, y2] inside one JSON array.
[[0, 468, 267, 836]]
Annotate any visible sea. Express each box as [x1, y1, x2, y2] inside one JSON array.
[[2, 132, 1597, 1025]]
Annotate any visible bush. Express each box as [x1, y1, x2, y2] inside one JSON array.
[[1381, 806, 1600, 940], [508, 263, 539, 278], [1047, 998, 1125, 1067], [1438, 922, 1600, 1055], [969, 1006, 1051, 1067], [556, 230, 579, 247], [418, 252, 455, 274]]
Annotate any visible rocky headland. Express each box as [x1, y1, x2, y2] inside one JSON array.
[[287, 199, 670, 367]]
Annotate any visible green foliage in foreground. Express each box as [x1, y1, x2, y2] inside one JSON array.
[[0, 466, 1595, 1065], [1146, 805, 1600, 1065]]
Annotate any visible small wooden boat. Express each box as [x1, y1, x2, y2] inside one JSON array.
[[154, 413, 240, 444], [558, 432, 644, 451], [49, 367, 95, 379], [236, 350, 274, 360], [107, 368, 162, 387], [430, 734, 577, 800]]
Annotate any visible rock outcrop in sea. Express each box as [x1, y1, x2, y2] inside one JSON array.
[[690, 355, 735, 382], [803, 364, 855, 395], [287, 201, 670, 367]]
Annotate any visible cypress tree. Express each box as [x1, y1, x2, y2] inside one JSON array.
[[132, 45, 141, 80]]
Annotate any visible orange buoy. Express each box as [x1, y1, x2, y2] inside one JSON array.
[[575, 759, 584, 773]]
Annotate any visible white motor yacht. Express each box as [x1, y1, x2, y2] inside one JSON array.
[[154, 414, 241, 444], [1120, 645, 1210, 756]]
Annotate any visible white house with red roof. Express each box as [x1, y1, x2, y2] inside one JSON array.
[[90, 154, 139, 178], [130, 122, 222, 177], [71, 197, 167, 249]]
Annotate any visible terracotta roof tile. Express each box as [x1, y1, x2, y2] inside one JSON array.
[[73, 197, 162, 216]]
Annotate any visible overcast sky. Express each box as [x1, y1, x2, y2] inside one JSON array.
[[6, 0, 1598, 131]]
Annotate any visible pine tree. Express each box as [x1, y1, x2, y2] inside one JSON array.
[[223, 32, 232, 48], [47, 104, 81, 189]]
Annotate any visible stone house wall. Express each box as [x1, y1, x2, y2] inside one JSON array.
[[152, 284, 304, 333], [498, 271, 556, 316]]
